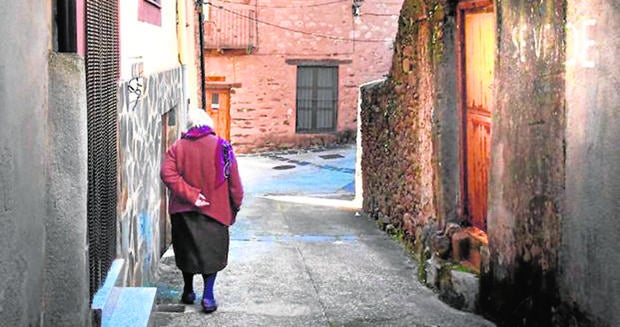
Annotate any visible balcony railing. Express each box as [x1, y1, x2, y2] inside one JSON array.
[[204, 6, 257, 51]]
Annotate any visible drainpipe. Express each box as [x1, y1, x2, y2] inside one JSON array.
[[57, 0, 77, 52], [196, 0, 207, 110]]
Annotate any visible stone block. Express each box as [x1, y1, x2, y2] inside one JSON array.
[[449, 270, 479, 312], [431, 233, 451, 259], [424, 256, 442, 289], [479, 245, 491, 274], [445, 223, 461, 238]]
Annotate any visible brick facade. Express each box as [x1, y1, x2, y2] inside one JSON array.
[[196, 0, 403, 152]]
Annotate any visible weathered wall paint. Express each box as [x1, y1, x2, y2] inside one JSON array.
[[117, 67, 183, 286], [482, 0, 566, 325], [561, 0, 620, 325], [45, 53, 90, 327], [0, 2, 50, 325], [1, 3, 91, 326], [201, 0, 403, 152]]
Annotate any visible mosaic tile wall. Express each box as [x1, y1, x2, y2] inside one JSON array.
[[117, 67, 185, 286]]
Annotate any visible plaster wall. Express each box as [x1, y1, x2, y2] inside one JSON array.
[[119, 0, 179, 79], [44, 53, 90, 327], [482, 0, 566, 324], [117, 67, 183, 286], [562, 0, 620, 325], [0, 2, 50, 325], [202, 0, 403, 152]]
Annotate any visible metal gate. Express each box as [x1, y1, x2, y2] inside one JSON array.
[[85, 0, 119, 300]]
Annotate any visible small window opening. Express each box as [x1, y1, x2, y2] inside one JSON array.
[[211, 93, 220, 110]]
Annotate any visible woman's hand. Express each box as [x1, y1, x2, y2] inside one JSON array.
[[194, 193, 210, 207]]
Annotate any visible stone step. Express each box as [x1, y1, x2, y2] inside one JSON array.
[[101, 287, 157, 327], [91, 259, 157, 327]]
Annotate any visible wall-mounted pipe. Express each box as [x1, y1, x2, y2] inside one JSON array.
[[196, 0, 207, 110], [57, 0, 77, 52]]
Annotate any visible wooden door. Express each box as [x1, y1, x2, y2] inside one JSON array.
[[459, 2, 495, 231], [206, 89, 231, 140]]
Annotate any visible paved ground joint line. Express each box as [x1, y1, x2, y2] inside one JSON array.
[[293, 245, 331, 327]]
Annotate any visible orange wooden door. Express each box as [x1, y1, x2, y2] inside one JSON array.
[[460, 3, 495, 231], [206, 90, 231, 140]]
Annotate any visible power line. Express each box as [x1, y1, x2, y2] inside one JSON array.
[[361, 13, 399, 17], [204, 2, 393, 43], [212, 0, 349, 8]]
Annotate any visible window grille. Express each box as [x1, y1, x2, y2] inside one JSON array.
[[296, 66, 338, 133]]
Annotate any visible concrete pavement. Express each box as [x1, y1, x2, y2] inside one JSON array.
[[151, 145, 495, 326]]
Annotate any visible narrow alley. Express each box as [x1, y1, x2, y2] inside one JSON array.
[[3, 0, 619, 326], [152, 145, 495, 326]]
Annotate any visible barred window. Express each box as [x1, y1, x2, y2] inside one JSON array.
[[295, 66, 338, 133]]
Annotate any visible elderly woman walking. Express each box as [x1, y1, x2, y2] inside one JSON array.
[[160, 109, 244, 313]]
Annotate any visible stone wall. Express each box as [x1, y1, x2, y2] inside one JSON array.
[[360, 0, 486, 312], [117, 67, 183, 286], [361, 0, 447, 253]]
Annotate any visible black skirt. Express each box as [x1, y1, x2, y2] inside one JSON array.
[[171, 212, 230, 274]]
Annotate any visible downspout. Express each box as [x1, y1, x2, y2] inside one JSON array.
[[196, 0, 207, 110], [57, 0, 77, 52]]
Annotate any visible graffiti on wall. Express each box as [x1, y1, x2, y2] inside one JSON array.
[[566, 19, 597, 68], [117, 67, 183, 286], [510, 18, 597, 68]]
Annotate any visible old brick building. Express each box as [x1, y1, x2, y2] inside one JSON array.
[[361, 0, 619, 326], [195, 0, 404, 152]]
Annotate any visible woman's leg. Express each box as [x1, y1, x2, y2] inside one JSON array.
[[201, 273, 218, 313], [180, 272, 196, 304]]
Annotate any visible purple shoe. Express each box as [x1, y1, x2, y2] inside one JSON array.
[[180, 291, 196, 304], [201, 297, 217, 313]]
